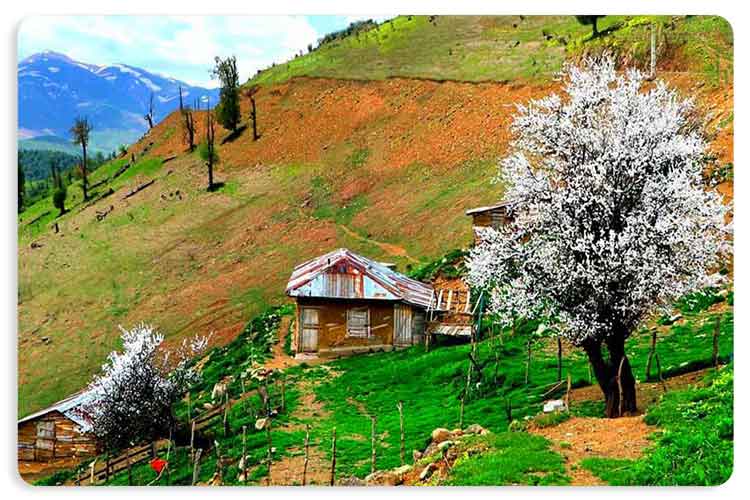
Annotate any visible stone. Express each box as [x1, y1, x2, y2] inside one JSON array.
[[419, 463, 437, 481], [431, 427, 452, 444], [365, 470, 401, 486], [543, 399, 567, 413], [412, 449, 423, 462], [438, 440, 454, 452], [465, 423, 489, 435], [393, 464, 413, 477], [255, 417, 268, 430], [339, 476, 366, 486]]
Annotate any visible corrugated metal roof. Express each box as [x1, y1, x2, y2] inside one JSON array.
[[286, 248, 434, 308], [18, 390, 96, 432], [465, 199, 515, 215]]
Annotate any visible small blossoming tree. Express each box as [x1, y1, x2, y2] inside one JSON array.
[[467, 57, 730, 417], [84, 324, 210, 450]]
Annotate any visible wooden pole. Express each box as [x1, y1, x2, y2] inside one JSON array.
[[459, 394, 465, 429], [192, 448, 203, 485], [524, 339, 531, 385], [557, 337, 563, 382], [330, 427, 337, 486], [90, 460, 96, 485], [187, 391, 192, 425], [370, 415, 377, 474], [646, 330, 657, 380], [650, 23, 657, 79], [397, 401, 405, 466], [126, 447, 132, 486], [242, 425, 248, 485], [214, 440, 223, 484], [713, 316, 721, 369], [266, 419, 273, 485], [223, 391, 230, 437], [302, 424, 310, 486], [190, 421, 195, 462], [565, 373, 572, 410]]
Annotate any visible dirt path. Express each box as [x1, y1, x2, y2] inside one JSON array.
[[269, 370, 339, 485], [263, 316, 298, 370], [530, 416, 651, 486], [339, 224, 417, 263], [531, 368, 715, 485]]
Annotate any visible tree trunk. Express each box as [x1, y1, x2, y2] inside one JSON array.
[[584, 335, 637, 418], [82, 144, 89, 201]]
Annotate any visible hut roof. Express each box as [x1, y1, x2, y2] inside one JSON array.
[[465, 199, 515, 216], [18, 390, 95, 432], [286, 248, 434, 308]]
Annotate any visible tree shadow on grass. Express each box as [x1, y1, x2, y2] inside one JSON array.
[[207, 182, 226, 192], [221, 125, 247, 145]]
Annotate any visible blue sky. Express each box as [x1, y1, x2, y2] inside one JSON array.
[[18, 15, 391, 88]]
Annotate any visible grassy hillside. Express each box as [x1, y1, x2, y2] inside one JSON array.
[[17, 15, 734, 418], [44, 285, 731, 486], [249, 15, 732, 86]]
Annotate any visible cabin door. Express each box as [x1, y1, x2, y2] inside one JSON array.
[[394, 304, 413, 346], [300, 308, 319, 352]]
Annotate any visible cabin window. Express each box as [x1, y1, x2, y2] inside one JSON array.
[[347, 307, 370, 337], [37, 420, 55, 439]]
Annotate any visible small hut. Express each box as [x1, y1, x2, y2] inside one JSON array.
[[286, 248, 434, 357], [466, 200, 515, 233], [18, 391, 99, 462]]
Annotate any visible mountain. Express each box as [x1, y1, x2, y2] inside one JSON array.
[[18, 51, 220, 150]]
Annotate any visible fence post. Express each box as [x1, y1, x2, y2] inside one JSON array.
[[192, 448, 203, 485], [214, 440, 223, 484], [713, 316, 721, 368], [190, 421, 195, 462], [302, 424, 310, 486], [266, 419, 273, 486], [646, 330, 657, 380], [187, 391, 192, 426], [397, 401, 405, 466], [524, 339, 532, 385], [330, 427, 337, 486], [242, 425, 248, 485], [90, 460, 96, 485], [565, 373, 572, 410], [459, 394, 465, 429], [650, 22, 657, 79], [223, 392, 230, 437], [370, 415, 377, 474], [557, 337, 563, 382], [126, 447, 132, 486]]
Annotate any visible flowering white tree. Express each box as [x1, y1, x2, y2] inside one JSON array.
[[84, 324, 210, 450], [467, 57, 730, 417]]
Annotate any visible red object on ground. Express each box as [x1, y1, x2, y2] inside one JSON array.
[[150, 457, 167, 474]]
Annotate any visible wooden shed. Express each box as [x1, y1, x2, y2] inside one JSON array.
[[286, 248, 434, 357], [18, 391, 100, 462], [466, 200, 515, 242]]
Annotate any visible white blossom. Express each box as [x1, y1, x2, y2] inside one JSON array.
[[467, 56, 731, 346], [83, 323, 210, 449]]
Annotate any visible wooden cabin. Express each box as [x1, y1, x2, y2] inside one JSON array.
[[466, 200, 514, 233], [18, 392, 100, 462], [286, 248, 434, 357]]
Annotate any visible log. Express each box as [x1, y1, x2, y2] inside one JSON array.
[[123, 179, 155, 199]]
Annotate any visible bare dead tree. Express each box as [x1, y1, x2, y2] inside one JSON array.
[[144, 92, 155, 129]]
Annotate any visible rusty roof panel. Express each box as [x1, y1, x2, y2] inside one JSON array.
[[286, 248, 434, 308]]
